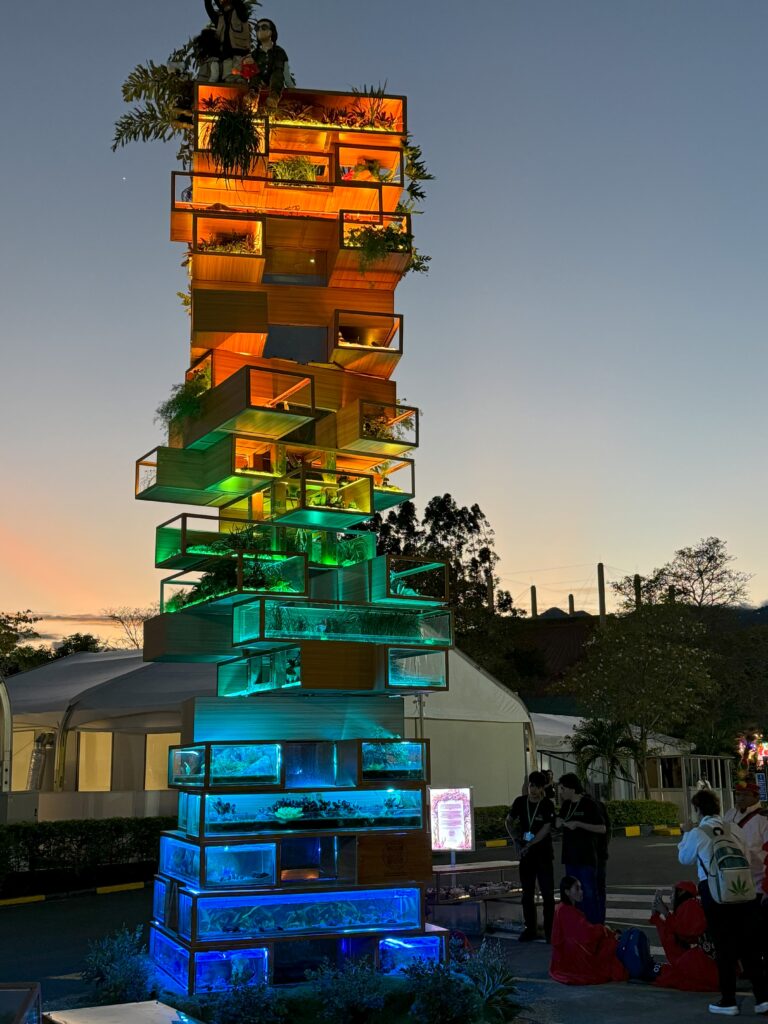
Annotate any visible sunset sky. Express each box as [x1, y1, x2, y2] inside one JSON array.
[[1, 1, 766, 643]]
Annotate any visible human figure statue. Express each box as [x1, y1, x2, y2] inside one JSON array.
[[250, 18, 292, 113], [199, 0, 253, 83]]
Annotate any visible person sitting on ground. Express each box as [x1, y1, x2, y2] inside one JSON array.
[[650, 881, 718, 992], [678, 788, 768, 1017], [549, 875, 628, 985]]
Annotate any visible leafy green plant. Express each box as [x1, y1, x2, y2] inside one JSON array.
[[155, 365, 211, 430], [270, 155, 318, 182], [453, 941, 519, 1022], [206, 95, 264, 178], [346, 223, 411, 272], [82, 925, 155, 1005], [603, 799, 680, 827], [197, 232, 260, 255], [403, 962, 483, 1024], [211, 979, 288, 1024], [304, 957, 386, 1024]]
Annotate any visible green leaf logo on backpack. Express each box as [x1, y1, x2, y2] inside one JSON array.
[[729, 877, 751, 898]]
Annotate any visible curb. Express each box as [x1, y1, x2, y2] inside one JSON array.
[[0, 881, 149, 908]]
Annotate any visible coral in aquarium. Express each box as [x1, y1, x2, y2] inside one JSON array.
[[210, 745, 280, 785]]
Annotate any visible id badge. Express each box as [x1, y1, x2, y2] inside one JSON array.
[[523, 831, 535, 842]]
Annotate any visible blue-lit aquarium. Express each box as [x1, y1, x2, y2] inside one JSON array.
[[151, 928, 190, 991], [361, 741, 426, 781], [196, 788, 423, 836], [194, 946, 269, 992], [169, 745, 206, 786], [153, 877, 168, 925], [178, 792, 202, 836], [379, 935, 443, 973], [159, 834, 276, 888], [178, 886, 421, 942], [283, 741, 355, 789], [280, 835, 357, 885], [210, 743, 281, 786]]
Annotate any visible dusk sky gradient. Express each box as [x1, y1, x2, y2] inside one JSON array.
[[1, 1, 766, 638]]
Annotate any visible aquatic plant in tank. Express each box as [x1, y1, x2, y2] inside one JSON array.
[[210, 743, 281, 785], [200, 789, 422, 836], [379, 935, 443, 973], [169, 745, 206, 786], [361, 741, 425, 781], [194, 947, 269, 992], [178, 887, 421, 942]]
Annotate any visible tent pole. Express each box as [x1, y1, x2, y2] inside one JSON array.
[[53, 706, 76, 793], [0, 677, 11, 793]]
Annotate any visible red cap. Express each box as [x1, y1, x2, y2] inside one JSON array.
[[735, 781, 760, 796], [674, 881, 698, 896]]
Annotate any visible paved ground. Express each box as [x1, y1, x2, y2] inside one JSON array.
[[0, 835, 725, 1020]]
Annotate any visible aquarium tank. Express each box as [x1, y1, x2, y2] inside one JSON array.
[[210, 743, 281, 785], [153, 877, 168, 925], [283, 740, 354, 789], [169, 745, 206, 786], [217, 648, 302, 697], [387, 648, 448, 688], [150, 928, 190, 991], [199, 788, 423, 836], [361, 741, 426, 781], [379, 935, 443, 973], [279, 835, 356, 885], [205, 843, 276, 888], [178, 887, 421, 942], [194, 947, 269, 992]]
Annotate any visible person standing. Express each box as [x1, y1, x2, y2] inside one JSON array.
[[250, 18, 291, 113], [506, 771, 556, 942], [556, 774, 606, 925], [678, 788, 768, 1016], [723, 780, 768, 903]]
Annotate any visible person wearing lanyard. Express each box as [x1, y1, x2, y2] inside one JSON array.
[[556, 773, 606, 925], [506, 770, 556, 942]]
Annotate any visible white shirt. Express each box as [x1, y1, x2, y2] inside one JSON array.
[[724, 803, 768, 889], [678, 814, 749, 882]]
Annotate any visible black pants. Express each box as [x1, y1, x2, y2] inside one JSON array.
[[519, 852, 555, 940], [699, 881, 768, 1005]]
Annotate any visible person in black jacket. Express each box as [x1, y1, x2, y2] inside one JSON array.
[[250, 18, 291, 112], [507, 771, 556, 942], [201, 0, 252, 82]]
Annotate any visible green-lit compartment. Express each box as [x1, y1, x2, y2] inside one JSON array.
[[267, 469, 374, 529], [233, 600, 453, 647], [155, 514, 376, 570], [161, 554, 308, 613], [386, 648, 449, 689], [218, 648, 301, 697], [210, 743, 281, 786]]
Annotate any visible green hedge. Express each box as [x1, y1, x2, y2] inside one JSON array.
[[474, 799, 679, 841], [0, 815, 176, 886], [604, 799, 679, 828]]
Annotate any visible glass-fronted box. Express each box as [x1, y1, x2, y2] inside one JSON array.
[[177, 885, 423, 944], [169, 742, 281, 788], [0, 984, 42, 1024], [359, 740, 429, 783], [151, 925, 268, 995], [158, 833, 358, 891], [178, 787, 424, 838]]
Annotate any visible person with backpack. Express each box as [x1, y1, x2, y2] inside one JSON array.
[[678, 788, 768, 1016], [724, 780, 768, 900]]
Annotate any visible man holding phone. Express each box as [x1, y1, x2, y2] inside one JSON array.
[[507, 770, 556, 942]]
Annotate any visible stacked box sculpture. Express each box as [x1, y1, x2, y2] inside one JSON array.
[[137, 83, 451, 992]]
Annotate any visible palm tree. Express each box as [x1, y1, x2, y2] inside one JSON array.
[[569, 718, 641, 797]]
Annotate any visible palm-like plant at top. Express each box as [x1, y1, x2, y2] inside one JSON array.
[[569, 718, 641, 795]]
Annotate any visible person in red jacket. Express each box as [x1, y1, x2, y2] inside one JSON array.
[[650, 881, 718, 992], [550, 876, 628, 985]]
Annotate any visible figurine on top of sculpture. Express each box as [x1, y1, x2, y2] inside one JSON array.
[[196, 3, 293, 113]]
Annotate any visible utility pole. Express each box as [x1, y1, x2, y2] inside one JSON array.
[[597, 563, 607, 627], [530, 585, 538, 619], [568, 593, 575, 616]]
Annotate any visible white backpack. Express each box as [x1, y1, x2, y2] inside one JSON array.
[[699, 823, 756, 904]]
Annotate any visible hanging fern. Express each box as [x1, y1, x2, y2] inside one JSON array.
[[206, 95, 264, 178]]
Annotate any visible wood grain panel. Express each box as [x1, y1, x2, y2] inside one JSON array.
[[357, 833, 432, 885]]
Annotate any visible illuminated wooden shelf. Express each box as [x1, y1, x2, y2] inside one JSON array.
[[182, 365, 316, 450], [136, 438, 274, 506], [328, 309, 403, 379], [336, 399, 419, 456]]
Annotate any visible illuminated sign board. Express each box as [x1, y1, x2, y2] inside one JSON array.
[[429, 787, 474, 852]]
